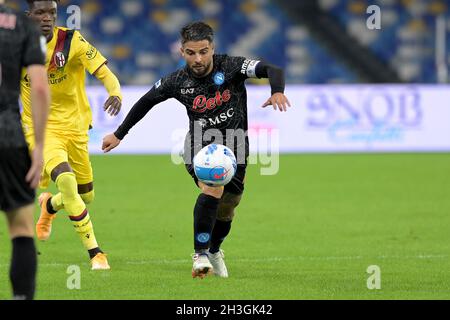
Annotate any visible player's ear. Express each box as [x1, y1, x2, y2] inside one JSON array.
[[210, 42, 215, 54], [180, 46, 185, 57]]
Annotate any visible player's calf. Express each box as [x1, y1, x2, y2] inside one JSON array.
[[193, 192, 220, 252], [216, 192, 242, 222], [56, 172, 106, 263], [80, 189, 95, 204], [209, 192, 241, 254], [78, 182, 94, 204], [9, 237, 37, 300]]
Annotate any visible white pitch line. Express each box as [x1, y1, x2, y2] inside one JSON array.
[[0, 254, 446, 268], [124, 254, 448, 265]]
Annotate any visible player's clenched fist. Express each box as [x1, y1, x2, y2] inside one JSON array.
[[102, 133, 121, 153]]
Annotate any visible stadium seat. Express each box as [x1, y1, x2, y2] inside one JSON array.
[[9, 0, 448, 84]]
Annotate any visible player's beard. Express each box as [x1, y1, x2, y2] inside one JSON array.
[[191, 61, 212, 78]]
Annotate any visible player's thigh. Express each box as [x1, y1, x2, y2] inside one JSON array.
[[185, 163, 200, 187], [67, 135, 93, 186], [216, 166, 246, 221], [224, 165, 246, 195], [0, 148, 35, 217], [25, 131, 69, 187]]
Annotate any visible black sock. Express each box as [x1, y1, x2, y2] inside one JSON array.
[[193, 193, 220, 252], [46, 198, 57, 214], [210, 220, 232, 254], [88, 247, 103, 259], [10, 237, 37, 300]]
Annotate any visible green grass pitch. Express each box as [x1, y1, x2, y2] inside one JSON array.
[[0, 153, 449, 299]]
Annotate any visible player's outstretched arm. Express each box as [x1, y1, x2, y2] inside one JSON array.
[[255, 62, 291, 112], [94, 64, 122, 116], [101, 82, 169, 153], [26, 65, 50, 188]]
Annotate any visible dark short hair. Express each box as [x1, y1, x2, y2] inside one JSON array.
[[180, 21, 214, 45], [26, 0, 59, 8]]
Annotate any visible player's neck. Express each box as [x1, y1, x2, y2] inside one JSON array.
[[204, 62, 214, 77], [46, 29, 54, 43]]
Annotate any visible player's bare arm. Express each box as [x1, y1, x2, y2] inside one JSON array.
[[94, 64, 122, 116], [25, 65, 49, 188], [102, 85, 165, 153]]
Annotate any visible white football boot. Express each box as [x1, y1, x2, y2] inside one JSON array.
[[192, 253, 213, 278], [208, 249, 228, 278]]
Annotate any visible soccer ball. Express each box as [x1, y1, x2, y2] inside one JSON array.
[[193, 144, 237, 187]]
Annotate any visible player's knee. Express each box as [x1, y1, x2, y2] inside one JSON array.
[[55, 172, 77, 194], [217, 192, 242, 221], [80, 190, 95, 204], [7, 210, 34, 238], [201, 184, 224, 199], [9, 224, 34, 239], [55, 172, 85, 214], [55, 172, 80, 203], [50, 162, 72, 182]]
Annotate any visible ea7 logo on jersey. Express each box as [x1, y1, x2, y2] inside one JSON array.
[[192, 89, 231, 113], [181, 88, 195, 94]]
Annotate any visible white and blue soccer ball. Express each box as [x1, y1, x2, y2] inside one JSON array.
[[193, 144, 237, 187]]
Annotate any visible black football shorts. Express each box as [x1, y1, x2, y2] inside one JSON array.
[[0, 148, 35, 212], [185, 163, 247, 195]]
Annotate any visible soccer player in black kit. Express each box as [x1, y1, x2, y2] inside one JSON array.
[[0, 0, 49, 298], [103, 21, 290, 278]]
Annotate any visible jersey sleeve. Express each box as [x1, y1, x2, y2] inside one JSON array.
[[225, 56, 261, 80], [74, 31, 107, 74], [21, 16, 45, 67], [150, 75, 174, 101], [113, 75, 174, 140]]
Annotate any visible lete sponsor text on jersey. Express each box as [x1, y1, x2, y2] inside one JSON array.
[[192, 89, 231, 113]]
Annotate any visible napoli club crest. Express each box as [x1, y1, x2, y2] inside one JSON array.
[[54, 52, 66, 68], [213, 72, 225, 85]]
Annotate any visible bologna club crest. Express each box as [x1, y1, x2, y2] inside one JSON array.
[[54, 52, 66, 68]]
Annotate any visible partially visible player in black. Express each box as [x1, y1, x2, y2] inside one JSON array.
[[0, 0, 49, 299], [102, 21, 290, 278]]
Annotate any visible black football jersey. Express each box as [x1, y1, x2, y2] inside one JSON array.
[[0, 5, 45, 148], [116, 54, 261, 164]]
